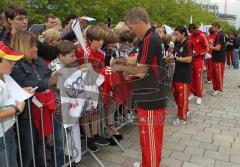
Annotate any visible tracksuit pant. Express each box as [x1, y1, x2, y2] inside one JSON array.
[[172, 82, 191, 120], [207, 59, 213, 81], [191, 59, 204, 97], [136, 108, 166, 167], [226, 51, 233, 66], [212, 62, 225, 92]]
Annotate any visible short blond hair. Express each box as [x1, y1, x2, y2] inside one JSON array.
[[112, 22, 129, 38], [42, 28, 61, 44]]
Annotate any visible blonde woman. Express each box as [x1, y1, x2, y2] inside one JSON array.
[[11, 31, 58, 167], [42, 28, 61, 47]]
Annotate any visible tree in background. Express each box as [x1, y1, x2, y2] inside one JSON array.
[[0, 0, 238, 33]]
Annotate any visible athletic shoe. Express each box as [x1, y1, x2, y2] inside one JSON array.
[[207, 89, 215, 94], [211, 90, 223, 96], [94, 136, 110, 146], [188, 94, 196, 100], [172, 117, 187, 126], [217, 91, 223, 96], [87, 140, 100, 152], [133, 162, 141, 167], [196, 97, 202, 105]]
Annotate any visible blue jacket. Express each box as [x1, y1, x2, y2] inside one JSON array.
[[11, 57, 51, 119]]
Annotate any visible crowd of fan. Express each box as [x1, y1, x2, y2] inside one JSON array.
[[0, 4, 240, 167]]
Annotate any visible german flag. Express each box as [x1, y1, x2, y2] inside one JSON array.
[[0, 42, 24, 61]]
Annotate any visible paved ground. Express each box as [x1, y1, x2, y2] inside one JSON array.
[[80, 68, 240, 167]]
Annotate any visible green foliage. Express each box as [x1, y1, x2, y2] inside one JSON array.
[[0, 0, 237, 33]]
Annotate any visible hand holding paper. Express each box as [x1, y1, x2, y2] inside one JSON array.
[[15, 100, 25, 113], [23, 87, 36, 94], [4, 74, 33, 102]]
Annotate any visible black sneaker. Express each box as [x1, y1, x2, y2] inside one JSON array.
[[87, 140, 100, 152], [94, 136, 110, 146], [107, 138, 118, 146], [114, 134, 123, 141]]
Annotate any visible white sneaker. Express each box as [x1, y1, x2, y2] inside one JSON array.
[[207, 80, 212, 84], [196, 97, 202, 105], [134, 162, 141, 167], [188, 94, 196, 101], [172, 117, 187, 126], [207, 89, 215, 94], [211, 90, 223, 96], [217, 91, 223, 96]]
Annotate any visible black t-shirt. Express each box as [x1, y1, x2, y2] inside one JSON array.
[[212, 31, 226, 63], [131, 28, 167, 110], [173, 39, 193, 83], [226, 37, 234, 51]]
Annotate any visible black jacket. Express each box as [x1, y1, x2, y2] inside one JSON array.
[[233, 37, 240, 49], [37, 41, 58, 61]]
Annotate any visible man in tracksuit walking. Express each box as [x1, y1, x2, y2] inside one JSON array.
[[188, 24, 209, 105]]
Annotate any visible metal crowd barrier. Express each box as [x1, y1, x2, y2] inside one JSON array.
[[0, 94, 133, 167], [0, 64, 179, 167]]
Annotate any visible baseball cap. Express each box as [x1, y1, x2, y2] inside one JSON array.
[[0, 42, 24, 61]]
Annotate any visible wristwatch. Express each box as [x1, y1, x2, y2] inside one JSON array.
[[12, 105, 21, 116]]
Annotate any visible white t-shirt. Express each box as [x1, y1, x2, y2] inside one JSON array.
[[0, 77, 16, 138]]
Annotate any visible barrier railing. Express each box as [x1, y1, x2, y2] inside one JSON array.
[[0, 65, 179, 167]]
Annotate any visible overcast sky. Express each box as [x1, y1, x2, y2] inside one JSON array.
[[211, 0, 240, 28]]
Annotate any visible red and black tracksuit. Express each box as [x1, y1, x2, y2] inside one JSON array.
[[207, 33, 217, 81], [172, 39, 193, 120], [212, 31, 226, 92], [189, 30, 209, 97], [132, 28, 166, 167]]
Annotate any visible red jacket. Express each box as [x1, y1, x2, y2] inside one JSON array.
[[190, 30, 209, 61], [76, 44, 105, 74], [207, 33, 217, 55]]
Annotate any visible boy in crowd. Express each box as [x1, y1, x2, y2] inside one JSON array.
[[76, 25, 105, 74], [49, 40, 81, 165], [0, 42, 26, 167]]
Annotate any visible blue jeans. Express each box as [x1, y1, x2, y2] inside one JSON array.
[[233, 49, 239, 69], [19, 119, 44, 167], [0, 126, 18, 167], [51, 118, 65, 167]]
